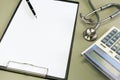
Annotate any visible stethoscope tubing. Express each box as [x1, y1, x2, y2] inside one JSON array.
[[80, 1, 120, 41]]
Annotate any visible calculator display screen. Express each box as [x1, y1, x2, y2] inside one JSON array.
[[90, 50, 120, 77]]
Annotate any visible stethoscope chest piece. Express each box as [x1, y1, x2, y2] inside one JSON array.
[[83, 28, 98, 41]]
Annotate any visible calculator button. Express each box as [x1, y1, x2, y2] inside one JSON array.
[[115, 32, 120, 38], [106, 40, 115, 47], [110, 31, 116, 35], [106, 35, 111, 39], [105, 36, 110, 40], [112, 37, 118, 41], [106, 42, 113, 47], [101, 39, 108, 43], [107, 34, 112, 38], [115, 55, 120, 60], [109, 40, 115, 44], [112, 29, 118, 33], [117, 50, 120, 55], [101, 37, 109, 43], [111, 46, 118, 51]]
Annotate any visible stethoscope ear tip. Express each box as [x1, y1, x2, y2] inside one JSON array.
[[83, 28, 98, 41]]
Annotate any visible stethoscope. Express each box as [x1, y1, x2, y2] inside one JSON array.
[[80, 2, 120, 41]]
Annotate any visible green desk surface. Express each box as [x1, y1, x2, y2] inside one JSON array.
[[0, 0, 120, 80]]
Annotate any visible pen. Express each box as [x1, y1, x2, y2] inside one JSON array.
[[26, 0, 37, 18]]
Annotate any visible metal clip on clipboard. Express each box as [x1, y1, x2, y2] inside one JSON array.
[[6, 61, 48, 78]]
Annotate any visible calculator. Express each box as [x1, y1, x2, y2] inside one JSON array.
[[81, 27, 120, 80]]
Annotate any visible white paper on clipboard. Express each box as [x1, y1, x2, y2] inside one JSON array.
[[0, 0, 78, 79]]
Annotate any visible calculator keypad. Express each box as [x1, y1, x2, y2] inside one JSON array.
[[101, 28, 120, 61], [117, 49, 120, 55], [101, 29, 118, 44]]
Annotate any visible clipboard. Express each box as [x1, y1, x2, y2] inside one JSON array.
[[0, 0, 79, 80]]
